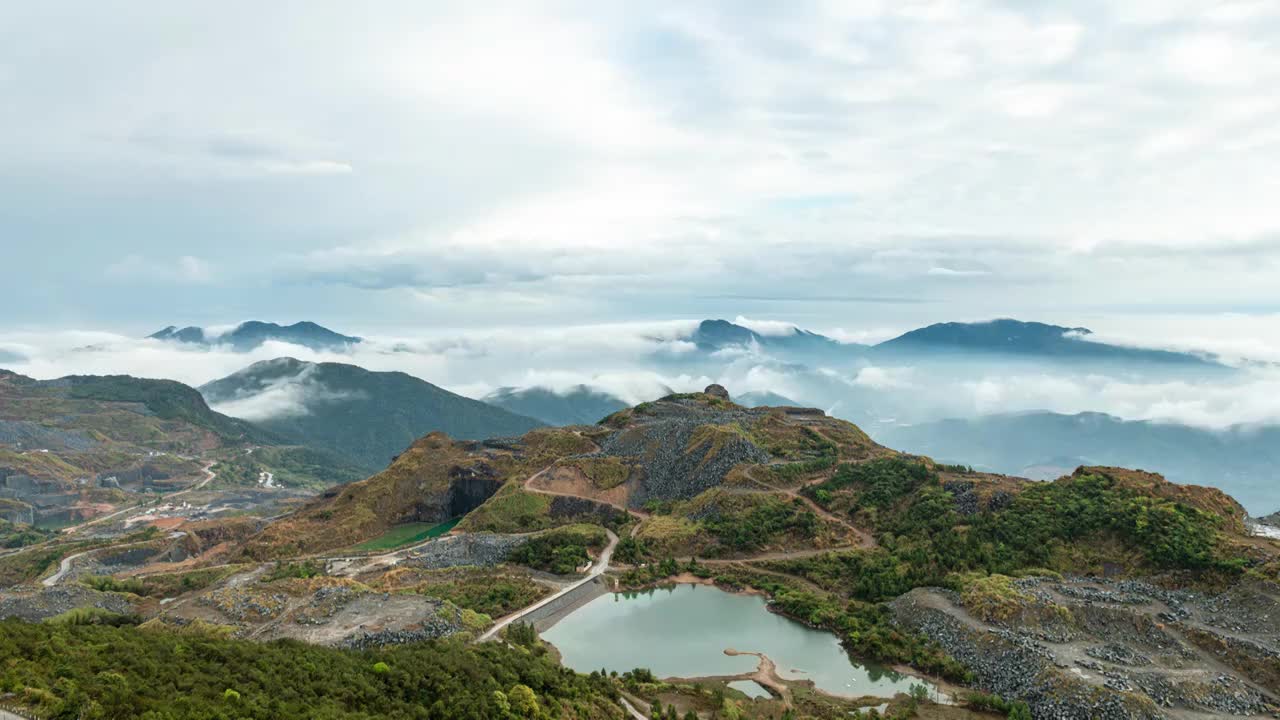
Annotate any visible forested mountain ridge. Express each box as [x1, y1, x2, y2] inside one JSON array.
[[201, 358, 545, 472]]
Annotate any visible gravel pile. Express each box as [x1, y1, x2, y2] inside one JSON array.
[[0, 420, 98, 451], [338, 599, 465, 648], [1086, 644, 1152, 667], [986, 490, 1014, 512], [890, 589, 1163, 720], [201, 587, 289, 622], [942, 480, 979, 516], [547, 495, 624, 524], [1129, 673, 1270, 715], [0, 586, 136, 621], [294, 585, 364, 626], [891, 580, 1280, 719], [405, 533, 529, 570]]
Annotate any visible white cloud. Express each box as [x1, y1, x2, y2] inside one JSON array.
[[207, 363, 365, 421], [852, 366, 914, 390], [993, 83, 1077, 118], [732, 316, 800, 337], [8, 312, 1280, 432], [1161, 32, 1270, 86], [1, 2, 1279, 331]]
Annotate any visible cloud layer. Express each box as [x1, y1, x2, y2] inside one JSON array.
[[6, 313, 1280, 431], [2, 2, 1279, 328]]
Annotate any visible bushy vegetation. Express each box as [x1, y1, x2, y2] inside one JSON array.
[[700, 495, 818, 553], [64, 375, 272, 443], [806, 457, 933, 513], [80, 575, 148, 595], [508, 525, 608, 574], [125, 566, 251, 599], [706, 566, 971, 684], [260, 560, 326, 583], [0, 620, 623, 719], [0, 528, 160, 587], [392, 567, 549, 618], [559, 457, 631, 490], [212, 446, 367, 489], [639, 490, 831, 558], [0, 518, 48, 549], [799, 460, 1240, 585]]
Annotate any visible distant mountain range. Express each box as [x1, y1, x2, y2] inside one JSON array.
[[874, 411, 1278, 514], [684, 317, 1223, 369], [870, 319, 1217, 367], [687, 319, 859, 360], [201, 359, 544, 471], [150, 321, 361, 352]]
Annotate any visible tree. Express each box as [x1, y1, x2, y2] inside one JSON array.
[[508, 684, 540, 718], [1007, 702, 1032, 720]]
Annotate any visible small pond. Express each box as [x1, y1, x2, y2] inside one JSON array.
[[727, 680, 772, 699], [542, 583, 931, 699]]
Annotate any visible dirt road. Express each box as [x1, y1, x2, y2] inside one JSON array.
[[58, 460, 217, 537], [478, 528, 619, 642], [743, 466, 875, 549]]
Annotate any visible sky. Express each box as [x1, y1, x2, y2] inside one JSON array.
[[3, 1, 1280, 335]]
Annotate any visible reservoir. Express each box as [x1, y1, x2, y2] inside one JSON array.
[[542, 583, 931, 699]]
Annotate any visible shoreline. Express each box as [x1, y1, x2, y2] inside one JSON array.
[[535, 580, 939, 706], [528, 575, 612, 632]]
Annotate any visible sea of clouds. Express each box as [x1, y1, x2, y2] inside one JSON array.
[[3, 314, 1280, 431]]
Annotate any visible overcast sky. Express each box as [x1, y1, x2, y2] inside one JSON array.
[[3, 1, 1279, 334]]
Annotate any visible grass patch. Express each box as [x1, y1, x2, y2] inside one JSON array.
[[350, 518, 461, 552], [376, 567, 551, 618], [559, 457, 631, 490], [458, 484, 554, 533]]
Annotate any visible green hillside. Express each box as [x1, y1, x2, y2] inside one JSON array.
[[201, 359, 544, 471]]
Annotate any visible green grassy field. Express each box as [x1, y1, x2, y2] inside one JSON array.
[[349, 517, 461, 552]]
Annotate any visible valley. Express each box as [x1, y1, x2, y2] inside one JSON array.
[[1, 384, 1276, 719]]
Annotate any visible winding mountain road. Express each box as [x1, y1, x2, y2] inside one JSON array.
[[477, 528, 619, 642], [58, 461, 218, 536], [743, 466, 875, 549]]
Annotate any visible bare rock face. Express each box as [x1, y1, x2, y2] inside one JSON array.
[[703, 384, 730, 400]]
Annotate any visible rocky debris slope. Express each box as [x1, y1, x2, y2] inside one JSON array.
[[338, 597, 468, 649], [891, 577, 1280, 719], [592, 390, 772, 508], [0, 586, 138, 621], [403, 533, 529, 570], [175, 574, 471, 646], [0, 420, 99, 451]]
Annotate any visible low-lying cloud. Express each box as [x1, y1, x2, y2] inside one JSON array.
[[6, 316, 1280, 432]]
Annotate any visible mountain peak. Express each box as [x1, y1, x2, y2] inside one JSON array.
[[148, 321, 360, 352], [873, 318, 1213, 367]]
